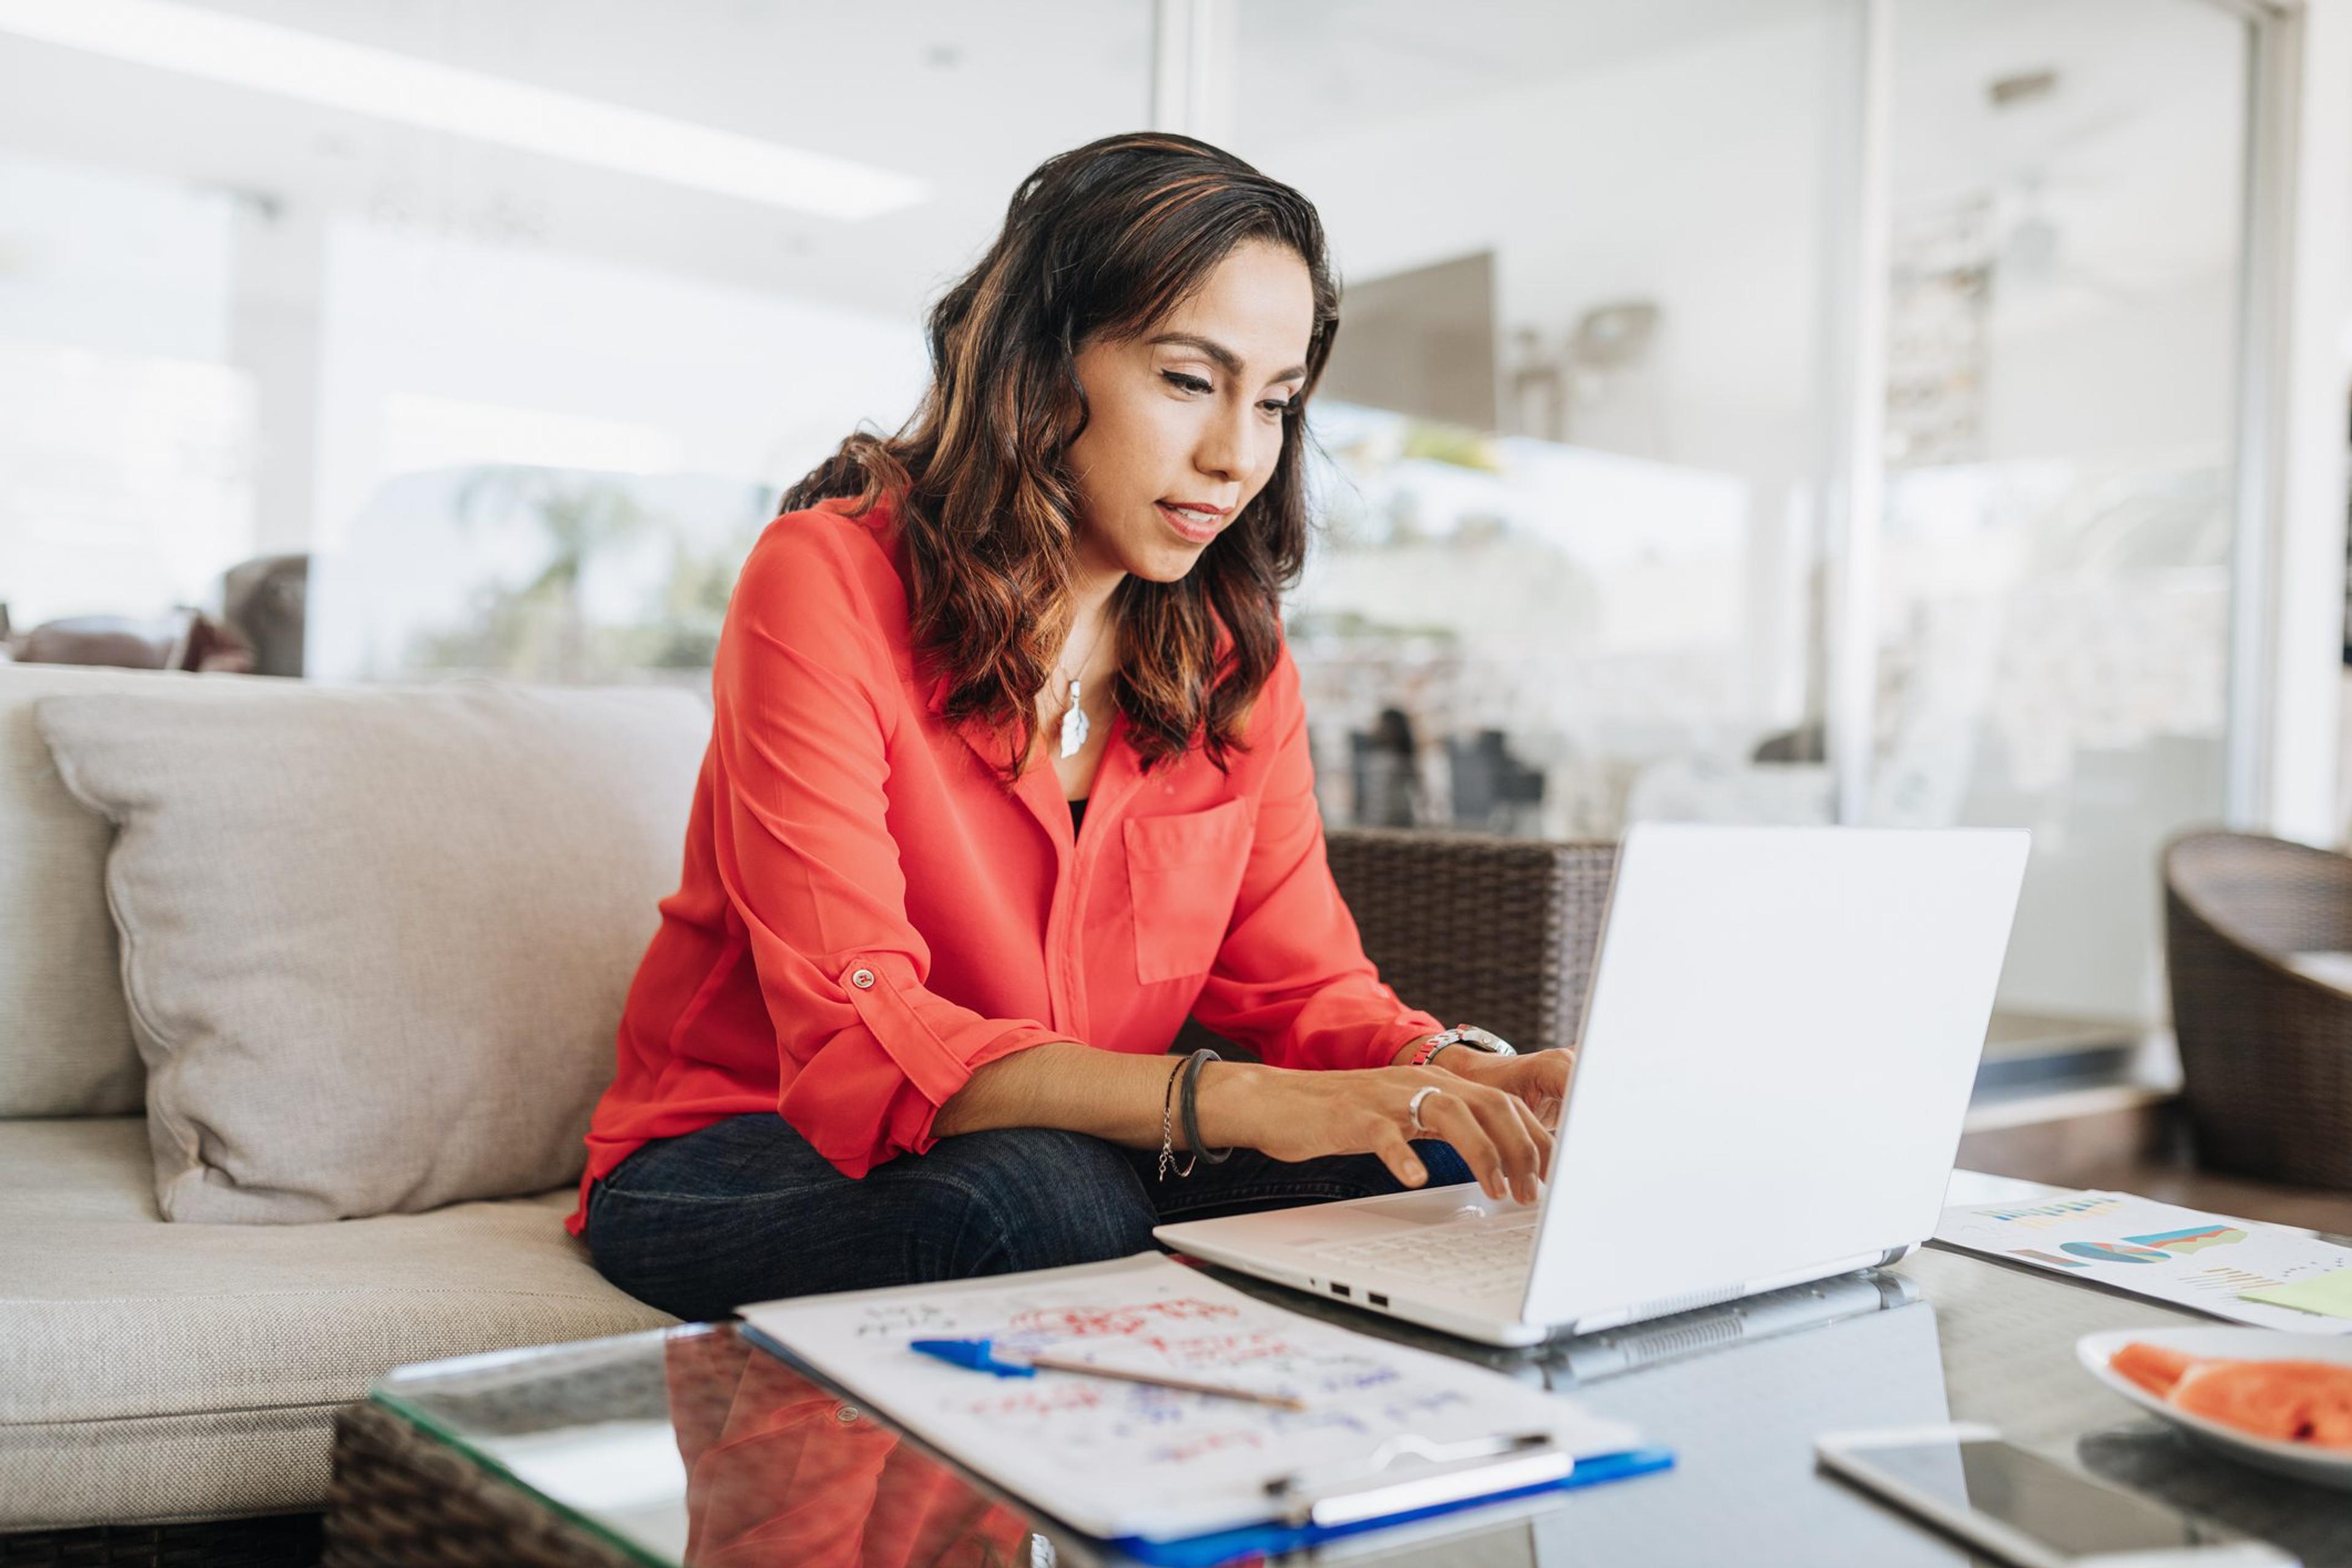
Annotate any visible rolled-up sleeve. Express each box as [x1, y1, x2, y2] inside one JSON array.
[[1185, 650, 1442, 1071], [710, 530, 1060, 1177]]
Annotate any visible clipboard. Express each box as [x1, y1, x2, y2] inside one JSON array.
[[1108, 1439, 1675, 1567], [737, 1253, 1672, 1554]]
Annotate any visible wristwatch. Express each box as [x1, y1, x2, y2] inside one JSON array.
[[1409, 1025, 1517, 1068]]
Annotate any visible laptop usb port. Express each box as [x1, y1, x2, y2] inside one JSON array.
[[1329, 1283, 1351, 1298], [1368, 1292, 1389, 1307]]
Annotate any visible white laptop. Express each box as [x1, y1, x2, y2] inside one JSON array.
[[1154, 823, 2029, 1347]]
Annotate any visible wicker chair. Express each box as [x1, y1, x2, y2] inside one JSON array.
[[1323, 829, 1613, 1051], [2164, 829, 2352, 1190], [1175, 830, 1616, 1060]]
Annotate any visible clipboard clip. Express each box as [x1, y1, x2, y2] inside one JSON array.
[[1264, 1429, 1572, 1527]]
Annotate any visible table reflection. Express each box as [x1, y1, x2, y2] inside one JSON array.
[[662, 1330, 1043, 1568], [1548, 1298, 1981, 1566], [2076, 1425, 2352, 1567]]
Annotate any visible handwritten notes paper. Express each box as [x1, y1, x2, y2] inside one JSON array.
[[1936, 1191, 2352, 1334], [739, 1252, 1638, 1543]]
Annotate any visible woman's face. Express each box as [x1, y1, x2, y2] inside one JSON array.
[[1065, 238, 1315, 586]]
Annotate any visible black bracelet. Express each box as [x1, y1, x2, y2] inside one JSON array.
[[1178, 1047, 1232, 1166], [1156, 1055, 1191, 1183]]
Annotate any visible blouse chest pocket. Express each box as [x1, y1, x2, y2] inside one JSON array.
[[1123, 799, 1254, 985]]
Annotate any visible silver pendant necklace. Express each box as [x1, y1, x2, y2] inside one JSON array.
[[1058, 673, 1089, 759], [1056, 620, 1101, 760]]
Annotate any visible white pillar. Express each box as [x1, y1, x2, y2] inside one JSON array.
[[2231, 0, 2352, 845], [1823, 0, 1893, 823], [2270, 0, 2352, 843], [1150, 0, 1236, 146]]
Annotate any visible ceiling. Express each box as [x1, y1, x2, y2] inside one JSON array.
[[1232, 0, 1823, 150], [0, 0, 1156, 320], [0, 0, 2262, 330], [0, 0, 1846, 323]]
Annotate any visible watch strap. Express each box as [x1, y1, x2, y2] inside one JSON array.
[[1408, 1025, 1518, 1067]]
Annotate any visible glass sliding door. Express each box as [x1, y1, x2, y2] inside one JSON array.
[[1226, 1, 1855, 839], [1867, 0, 2251, 1044], [1215, 0, 2264, 1069]]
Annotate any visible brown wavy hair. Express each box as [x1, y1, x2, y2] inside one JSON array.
[[778, 131, 1341, 778]]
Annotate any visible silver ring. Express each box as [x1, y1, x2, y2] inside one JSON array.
[[1406, 1085, 1443, 1136]]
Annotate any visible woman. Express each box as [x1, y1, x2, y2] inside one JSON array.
[[574, 132, 1570, 1323]]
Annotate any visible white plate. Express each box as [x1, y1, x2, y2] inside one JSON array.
[[2076, 1326, 2352, 1491]]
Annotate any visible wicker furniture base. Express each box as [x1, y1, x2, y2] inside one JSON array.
[[2165, 830, 2352, 1189], [0, 1516, 320, 1568], [323, 1403, 635, 1568]]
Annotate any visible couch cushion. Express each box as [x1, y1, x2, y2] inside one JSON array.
[[0, 1117, 674, 1528], [36, 679, 709, 1222], [0, 665, 296, 1117]]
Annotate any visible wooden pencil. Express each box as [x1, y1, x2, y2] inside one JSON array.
[[1022, 1352, 1307, 1411]]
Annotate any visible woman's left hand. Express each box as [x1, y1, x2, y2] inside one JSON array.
[[1424, 1042, 1574, 1128]]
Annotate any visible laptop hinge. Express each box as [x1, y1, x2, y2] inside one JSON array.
[[1556, 1248, 1902, 1337]]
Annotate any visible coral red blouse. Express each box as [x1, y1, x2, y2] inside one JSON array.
[[568, 492, 1440, 1231]]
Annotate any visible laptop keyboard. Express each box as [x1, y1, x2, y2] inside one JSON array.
[[1310, 1218, 1539, 1297]]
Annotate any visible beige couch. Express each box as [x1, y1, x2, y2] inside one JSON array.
[[0, 661, 1613, 1548], [0, 663, 677, 1534]]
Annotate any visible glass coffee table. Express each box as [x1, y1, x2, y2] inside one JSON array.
[[325, 1243, 2352, 1567]]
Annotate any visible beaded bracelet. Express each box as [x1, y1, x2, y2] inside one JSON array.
[[1178, 1047, 1232, 1167]]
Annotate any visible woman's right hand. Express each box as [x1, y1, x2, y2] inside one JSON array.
[[1196, 1061, 1553, 1204]]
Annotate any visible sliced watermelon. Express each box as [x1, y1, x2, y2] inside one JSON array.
[[2168, 1359, 2352, 1450], [2116, 1341, 2352, 1451], [2111, 1341, 2198, 1399]]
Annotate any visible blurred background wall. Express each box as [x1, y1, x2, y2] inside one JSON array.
[[2, 0, 2348, 1072]]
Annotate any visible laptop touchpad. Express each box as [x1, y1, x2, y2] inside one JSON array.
[[1240, 1182, 1525, 1248]]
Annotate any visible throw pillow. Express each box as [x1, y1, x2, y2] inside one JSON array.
[[37, 680, 707, 1223]]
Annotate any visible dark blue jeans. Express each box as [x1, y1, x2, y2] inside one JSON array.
[[582, 1112, 1472, 1322]]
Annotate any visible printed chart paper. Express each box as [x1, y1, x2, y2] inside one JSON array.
[[740, 1251, 1638, 1543], [1936, 1191, 2352, 1333]]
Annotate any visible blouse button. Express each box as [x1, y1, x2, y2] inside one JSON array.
[[850, 968, 876, 990]]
